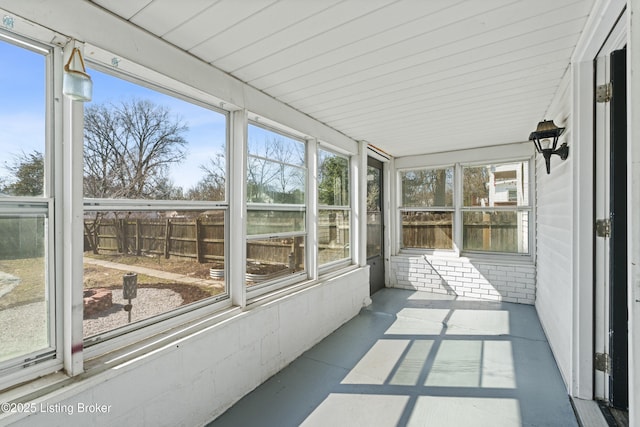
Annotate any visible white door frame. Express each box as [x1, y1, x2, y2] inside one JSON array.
[[569, 0, 626, 401], [593, 21, 627, 402]]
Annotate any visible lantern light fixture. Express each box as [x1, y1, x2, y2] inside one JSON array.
[[62, 47, 92, 102], [528, 119, 568, 174]]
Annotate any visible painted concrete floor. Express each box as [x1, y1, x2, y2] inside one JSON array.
[[208, 289, 578, 427]]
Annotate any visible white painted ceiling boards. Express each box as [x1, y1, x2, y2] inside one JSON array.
[[90, 0, 595, 157]]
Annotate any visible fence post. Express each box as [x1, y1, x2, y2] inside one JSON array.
[[164, 218, 171, 259], [118, 218, 125, 253], [195, 218, 203, 263], [135, 219, 142, 256], [123, 218, 129, 254]]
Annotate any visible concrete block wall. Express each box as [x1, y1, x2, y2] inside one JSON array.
[[2, 268, 370, 427], [389, 255, 536, 305]]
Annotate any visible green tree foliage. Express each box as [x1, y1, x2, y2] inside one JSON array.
[[462, 166, 490, 206], [318, 154, 349, 206], [1, 150, 44, 196], [367, 166, 381, 212], [401, 168, 453, 207]]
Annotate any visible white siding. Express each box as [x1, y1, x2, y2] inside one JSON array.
[[534, 69, 573, 386]]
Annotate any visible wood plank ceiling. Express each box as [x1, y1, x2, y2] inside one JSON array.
[[90, 0, 595, 158]]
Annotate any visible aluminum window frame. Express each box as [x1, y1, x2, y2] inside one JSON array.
[[460, 159, 533, 257], [317, 147, 352, 272], [398, 165, 456, 252], [79, 58, 232, 350], [246, 120, 309, 297], [0, 31, 62, 388], [397, 159, 534, 259]]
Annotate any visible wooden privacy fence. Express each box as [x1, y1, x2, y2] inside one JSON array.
[[84, 217, 224, 263], [401, 211, 522, 252], [402, 219, 453, 249], [84, 212, 522, 263], [84, 217, 306, 267], [463, 212, 522, 252]]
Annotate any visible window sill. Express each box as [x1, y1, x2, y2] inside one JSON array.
[[460, 252, 534, 266], [247, 264, 359, 308], [394, 250, 534, 266]]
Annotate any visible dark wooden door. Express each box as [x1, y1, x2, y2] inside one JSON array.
[[608, 47, 628, 410]]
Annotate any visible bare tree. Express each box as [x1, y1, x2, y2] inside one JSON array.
[[83, 99, 188, 254], [463, 166, 490, 206], [83, 99, 188, 199], [247, 135, 304, 204], [186, 151, 226, 201], [401, 169, 453, 208]]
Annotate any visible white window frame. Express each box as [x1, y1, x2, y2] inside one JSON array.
[[459, 159, 533, 258], [398, 164, 456, 255], [0, 28, 63, 389], [80, 51, 233, 353], [246, 120, 309, 298], [397, 158, 534, 260], [317, 146, 352, 274]]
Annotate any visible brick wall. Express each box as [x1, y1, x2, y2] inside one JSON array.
[[389, 255, 536, 304]]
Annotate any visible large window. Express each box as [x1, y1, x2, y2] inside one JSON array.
[[246, 123, 307, 289], [400, 167, 454, 250], [318, 148, 350, 267], [83, 67, 228, 342], [462, 162, 530, 254], [0, 38, 55, 371], [399, 161, 531, 255]]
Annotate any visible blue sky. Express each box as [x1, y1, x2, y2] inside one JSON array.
[[0, 39, 308, 193], [0, 40, 229, 191], [0, 41, 45, 183], [89, 67, 227, 191]]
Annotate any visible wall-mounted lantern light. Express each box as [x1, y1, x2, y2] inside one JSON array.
[[63, 47, 92, 102], [529, 120, 568, 174]]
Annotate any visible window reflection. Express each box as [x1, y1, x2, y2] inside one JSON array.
[[318, 210, 350, 265], [246, 237, 305, 285], [318, 149, 350, 266], [246, 123, 307, 288]]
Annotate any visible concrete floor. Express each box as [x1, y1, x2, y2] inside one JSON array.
[[208, 289, 578, 427]]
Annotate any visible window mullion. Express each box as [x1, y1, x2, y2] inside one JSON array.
[[454, 163, 463, 255], [230, 109, 248, 308], [62, 41, 86, 376], [308, 138, 318, 280]]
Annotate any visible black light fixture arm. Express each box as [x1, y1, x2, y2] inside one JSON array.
[[540, 143, 569, 174]]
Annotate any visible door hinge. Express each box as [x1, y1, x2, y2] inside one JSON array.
[[596, 219, 611, 238], [595, 352, 611, 373], [596, 83, 612, 103]]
